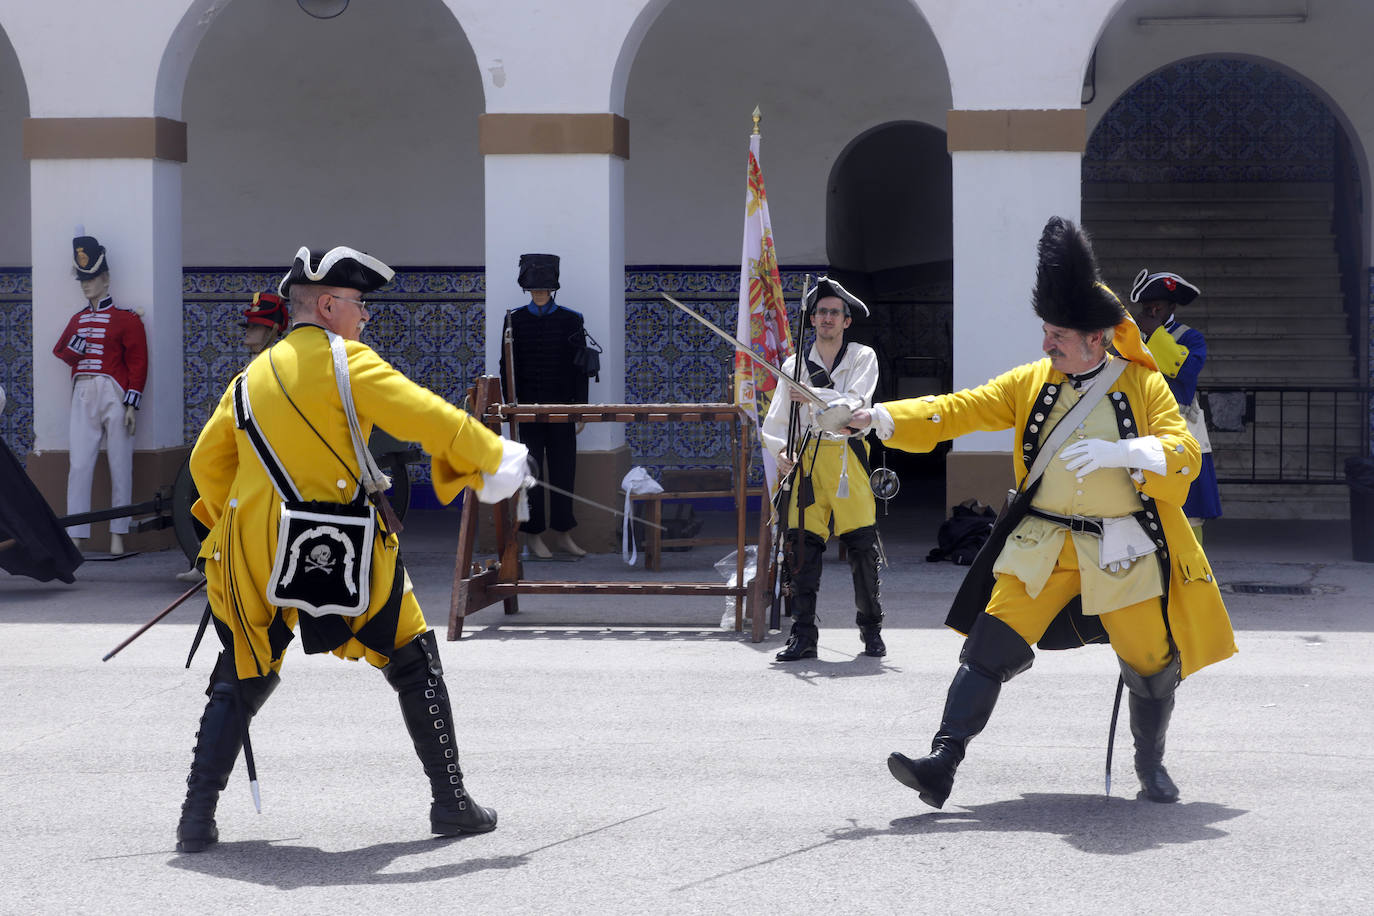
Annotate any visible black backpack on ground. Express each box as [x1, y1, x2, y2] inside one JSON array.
[[926, 499, 996, 566]]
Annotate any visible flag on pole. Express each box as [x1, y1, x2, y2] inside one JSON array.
[[735, 122, 793, 490]]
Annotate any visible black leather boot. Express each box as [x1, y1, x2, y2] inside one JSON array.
[[176, 653, 278, 853], [1121, 655, 1181, 803], [775, 531, 825, 661], [888, 614, 1033, 808], [384, 631, 497, 835], [840, 526, 885, 657]]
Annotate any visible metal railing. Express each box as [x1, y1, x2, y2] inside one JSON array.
[[1202, 385, 1371, 484]]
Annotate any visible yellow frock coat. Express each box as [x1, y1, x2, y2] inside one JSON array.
[[190, 325, 504, 678], [884, 356, 1236, 678]]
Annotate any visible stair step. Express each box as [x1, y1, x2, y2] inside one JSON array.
[[1201, 357, 1359, 382], [1136, 276, 1342, 295], [1085, 181, 1334, 201], [1099, 256, 1338, 278], [1216, 484, 1349, 519], [1092, 237, 1335, 259], [1185, 296, 1345, 314], [1086, 219, 1334, 239], [1084, 199, 1331, 220]]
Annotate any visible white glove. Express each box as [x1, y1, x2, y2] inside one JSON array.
[[1060, 436, 1166, 478], [1107, 558, 1134, 573], [478, 438, 531, 504], [123, 404, 137, 435]]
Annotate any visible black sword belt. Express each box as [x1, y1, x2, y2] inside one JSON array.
[[1025, 507, 1104, 537]]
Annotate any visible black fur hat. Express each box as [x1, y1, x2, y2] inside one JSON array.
[[518, 253, 560, 291], [1031, 217, 1125, 331]]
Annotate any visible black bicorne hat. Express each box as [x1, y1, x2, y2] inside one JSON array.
[[1031, 217, 1125, 331], [518, 253, 560, 291], [73, 235, 108, 279], [803, 275, 869, 318], [278, 245, 394, 297], [1130, 269, 1200, 306]]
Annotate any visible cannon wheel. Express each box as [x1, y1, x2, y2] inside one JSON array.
[[172, 434, 415, 564]]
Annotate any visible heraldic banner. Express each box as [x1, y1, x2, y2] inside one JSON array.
[[735, 127, 793, 491]]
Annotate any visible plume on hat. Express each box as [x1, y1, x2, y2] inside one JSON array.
[[1030, 216, 1125, 332]]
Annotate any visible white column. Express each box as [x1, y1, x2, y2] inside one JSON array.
[[30, 158, 183, 453], [949, 149, 1083, 453], [484, 153, 626, 450]]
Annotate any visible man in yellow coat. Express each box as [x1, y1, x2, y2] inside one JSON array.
[[850, 218, 1236, 808], [177, 246, 530, 852]]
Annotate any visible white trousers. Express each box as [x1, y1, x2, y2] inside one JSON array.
[[66, 375, 133, 537]]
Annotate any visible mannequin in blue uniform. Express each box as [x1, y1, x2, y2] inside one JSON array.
[[1130, 269, 1222, 539]]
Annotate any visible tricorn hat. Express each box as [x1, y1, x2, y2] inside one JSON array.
[[277, 245, 394, 297], [243, 291, 289, 331], [72, 234, 108, 279], [1130, 269, 1200, 306], [1031, 217, 1125, 331], [803, 275, 869, 318], [518, 253, 560, 291]]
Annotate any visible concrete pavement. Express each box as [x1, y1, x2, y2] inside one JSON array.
[[2, 503, 1371, 915]]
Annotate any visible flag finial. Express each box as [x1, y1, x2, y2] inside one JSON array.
[[751, 106, 761, 135]]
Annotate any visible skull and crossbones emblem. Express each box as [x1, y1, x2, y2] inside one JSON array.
[[303, 543, 335, 575]]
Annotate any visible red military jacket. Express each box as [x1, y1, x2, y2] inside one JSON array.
[[52, 296, 149, 408]]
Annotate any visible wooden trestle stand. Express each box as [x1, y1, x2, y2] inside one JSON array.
[[447, 376, 775, 642]]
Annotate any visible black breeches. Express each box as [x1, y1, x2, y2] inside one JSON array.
[[517, 421, 578, 534]]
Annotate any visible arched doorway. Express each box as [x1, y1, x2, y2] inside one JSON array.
[[1084, 56, 1367, 515], [621, 0, 951, 485], [174, 0, 485, 503]]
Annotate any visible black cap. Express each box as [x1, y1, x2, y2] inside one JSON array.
[[518, 253, 560, 291], [1130, 269, 1200, 306], [277, 245, 394, 297], [1030, 217, 1125, 331], [803, 275, 869, 317], [73, 235, 108, 279]]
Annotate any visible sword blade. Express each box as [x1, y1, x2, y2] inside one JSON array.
[[660, 293, 829, 411], [533, 478, 667, 531]]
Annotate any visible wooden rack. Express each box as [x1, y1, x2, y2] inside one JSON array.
[[447, 376, 774, 642]]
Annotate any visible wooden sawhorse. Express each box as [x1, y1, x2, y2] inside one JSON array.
[[447, 376, 775, 642]]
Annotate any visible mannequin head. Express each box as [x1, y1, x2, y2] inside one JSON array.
[[79, 272, 110, 304]]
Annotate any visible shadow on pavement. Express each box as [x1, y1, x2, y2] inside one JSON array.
[[167, 836, 525, 888]]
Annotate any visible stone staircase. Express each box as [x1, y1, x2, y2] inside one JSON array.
[[1084, 181, 1363, 519]]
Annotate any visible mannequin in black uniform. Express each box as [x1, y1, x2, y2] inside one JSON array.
[[499, 253, 589, 557]]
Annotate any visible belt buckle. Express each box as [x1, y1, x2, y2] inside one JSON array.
[[1069, 516, 1086, 533]]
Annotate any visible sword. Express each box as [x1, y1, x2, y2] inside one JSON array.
[[661, 293, 831, 413], [528, 477, 666, 531]]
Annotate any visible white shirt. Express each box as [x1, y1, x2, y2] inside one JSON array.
[[760, 340, 879, 457]]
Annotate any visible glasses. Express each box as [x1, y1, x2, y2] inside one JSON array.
[[331, 294, 368, 309], [814, 307, 845, 318]]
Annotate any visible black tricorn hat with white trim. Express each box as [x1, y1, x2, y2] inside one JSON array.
[[72, 235, 108, 279], [517, 253, 560, 291], [803, 275, 869, 318], [277, 245, 394, 297], [1130, 268, 1200, 306], [1030, 216, 1125, 331]]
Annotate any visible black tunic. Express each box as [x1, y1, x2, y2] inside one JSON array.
[[500, 304, 589, 405]]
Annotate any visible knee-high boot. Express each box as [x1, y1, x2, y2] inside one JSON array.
[[383, 630, 497, 835], [887, 614, 1034, 808], [776, 530, 826, 661], [839, 525, 885, 657], [176, 653, 278, 853], [1121, 655, 1182, 803]]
